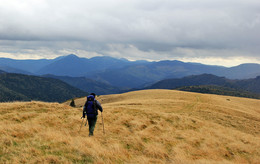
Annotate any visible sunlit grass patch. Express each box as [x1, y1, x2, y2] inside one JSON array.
[[1, 90, 260, 163]]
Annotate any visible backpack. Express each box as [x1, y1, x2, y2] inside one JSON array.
[[84, 95, 97, 118]]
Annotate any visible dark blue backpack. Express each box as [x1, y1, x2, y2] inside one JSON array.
[[85, 95, 97, 118]]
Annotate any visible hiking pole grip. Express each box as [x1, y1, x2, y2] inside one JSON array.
[[101, 112, 105, 134]]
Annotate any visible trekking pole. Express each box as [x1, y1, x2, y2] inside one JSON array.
[[85, 118, 88, 126], [101, 112, 105, 134], [79, 117, 84, 133]]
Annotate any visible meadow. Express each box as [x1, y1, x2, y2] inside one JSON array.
[[1, 89, 260, 163]]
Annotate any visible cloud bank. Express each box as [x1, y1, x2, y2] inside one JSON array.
[[0, 0, 260, 66]]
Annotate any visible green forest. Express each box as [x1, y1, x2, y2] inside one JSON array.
[[0, 73, 87, 102]]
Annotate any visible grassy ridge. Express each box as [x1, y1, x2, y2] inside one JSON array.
[[1, 90, 260, 163]]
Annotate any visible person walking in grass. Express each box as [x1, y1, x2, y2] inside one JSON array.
[[82, 93, 103, 136]]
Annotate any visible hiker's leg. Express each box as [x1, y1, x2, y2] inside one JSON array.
[[89, 117, 97, 136], [87, 118, 92, 135]]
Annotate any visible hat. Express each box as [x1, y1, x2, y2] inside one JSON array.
[[90, 93, 96, 98]]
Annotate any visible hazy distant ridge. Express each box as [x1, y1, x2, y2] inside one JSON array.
[[43, 74, 126, 95], [147, 74, 260, 95], [0, 54, 260, 88]]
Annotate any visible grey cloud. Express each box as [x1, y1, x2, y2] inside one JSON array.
[[0, 0, 260, 64]]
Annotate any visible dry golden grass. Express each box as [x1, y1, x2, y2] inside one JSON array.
[[1, 89, 260, 163]]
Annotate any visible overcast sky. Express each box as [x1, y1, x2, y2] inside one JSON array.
[[0, 0, 260, 66]]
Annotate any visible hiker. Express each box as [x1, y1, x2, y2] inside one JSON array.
[[82, 93, 103, 136]]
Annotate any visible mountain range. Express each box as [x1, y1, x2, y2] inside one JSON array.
[[0, 54, 260, 98], [0, 54, 148, 77], [146, 74, 260, 98], [1, 54, 260, 89]]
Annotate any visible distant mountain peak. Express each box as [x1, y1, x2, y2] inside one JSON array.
[[56, 54, 84, 63], [64, 54, 79, 59], [235, 63, 260, 68], [52, 54, 80, 61]]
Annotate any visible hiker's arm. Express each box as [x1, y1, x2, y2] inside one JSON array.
[[82, 102, 87, 118], [96, 100, 103, 112]]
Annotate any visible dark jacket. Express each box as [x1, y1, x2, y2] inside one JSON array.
[[83, 99, 103, 118]]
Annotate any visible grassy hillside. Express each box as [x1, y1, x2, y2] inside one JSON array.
[[1, 90, 260, 163]]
